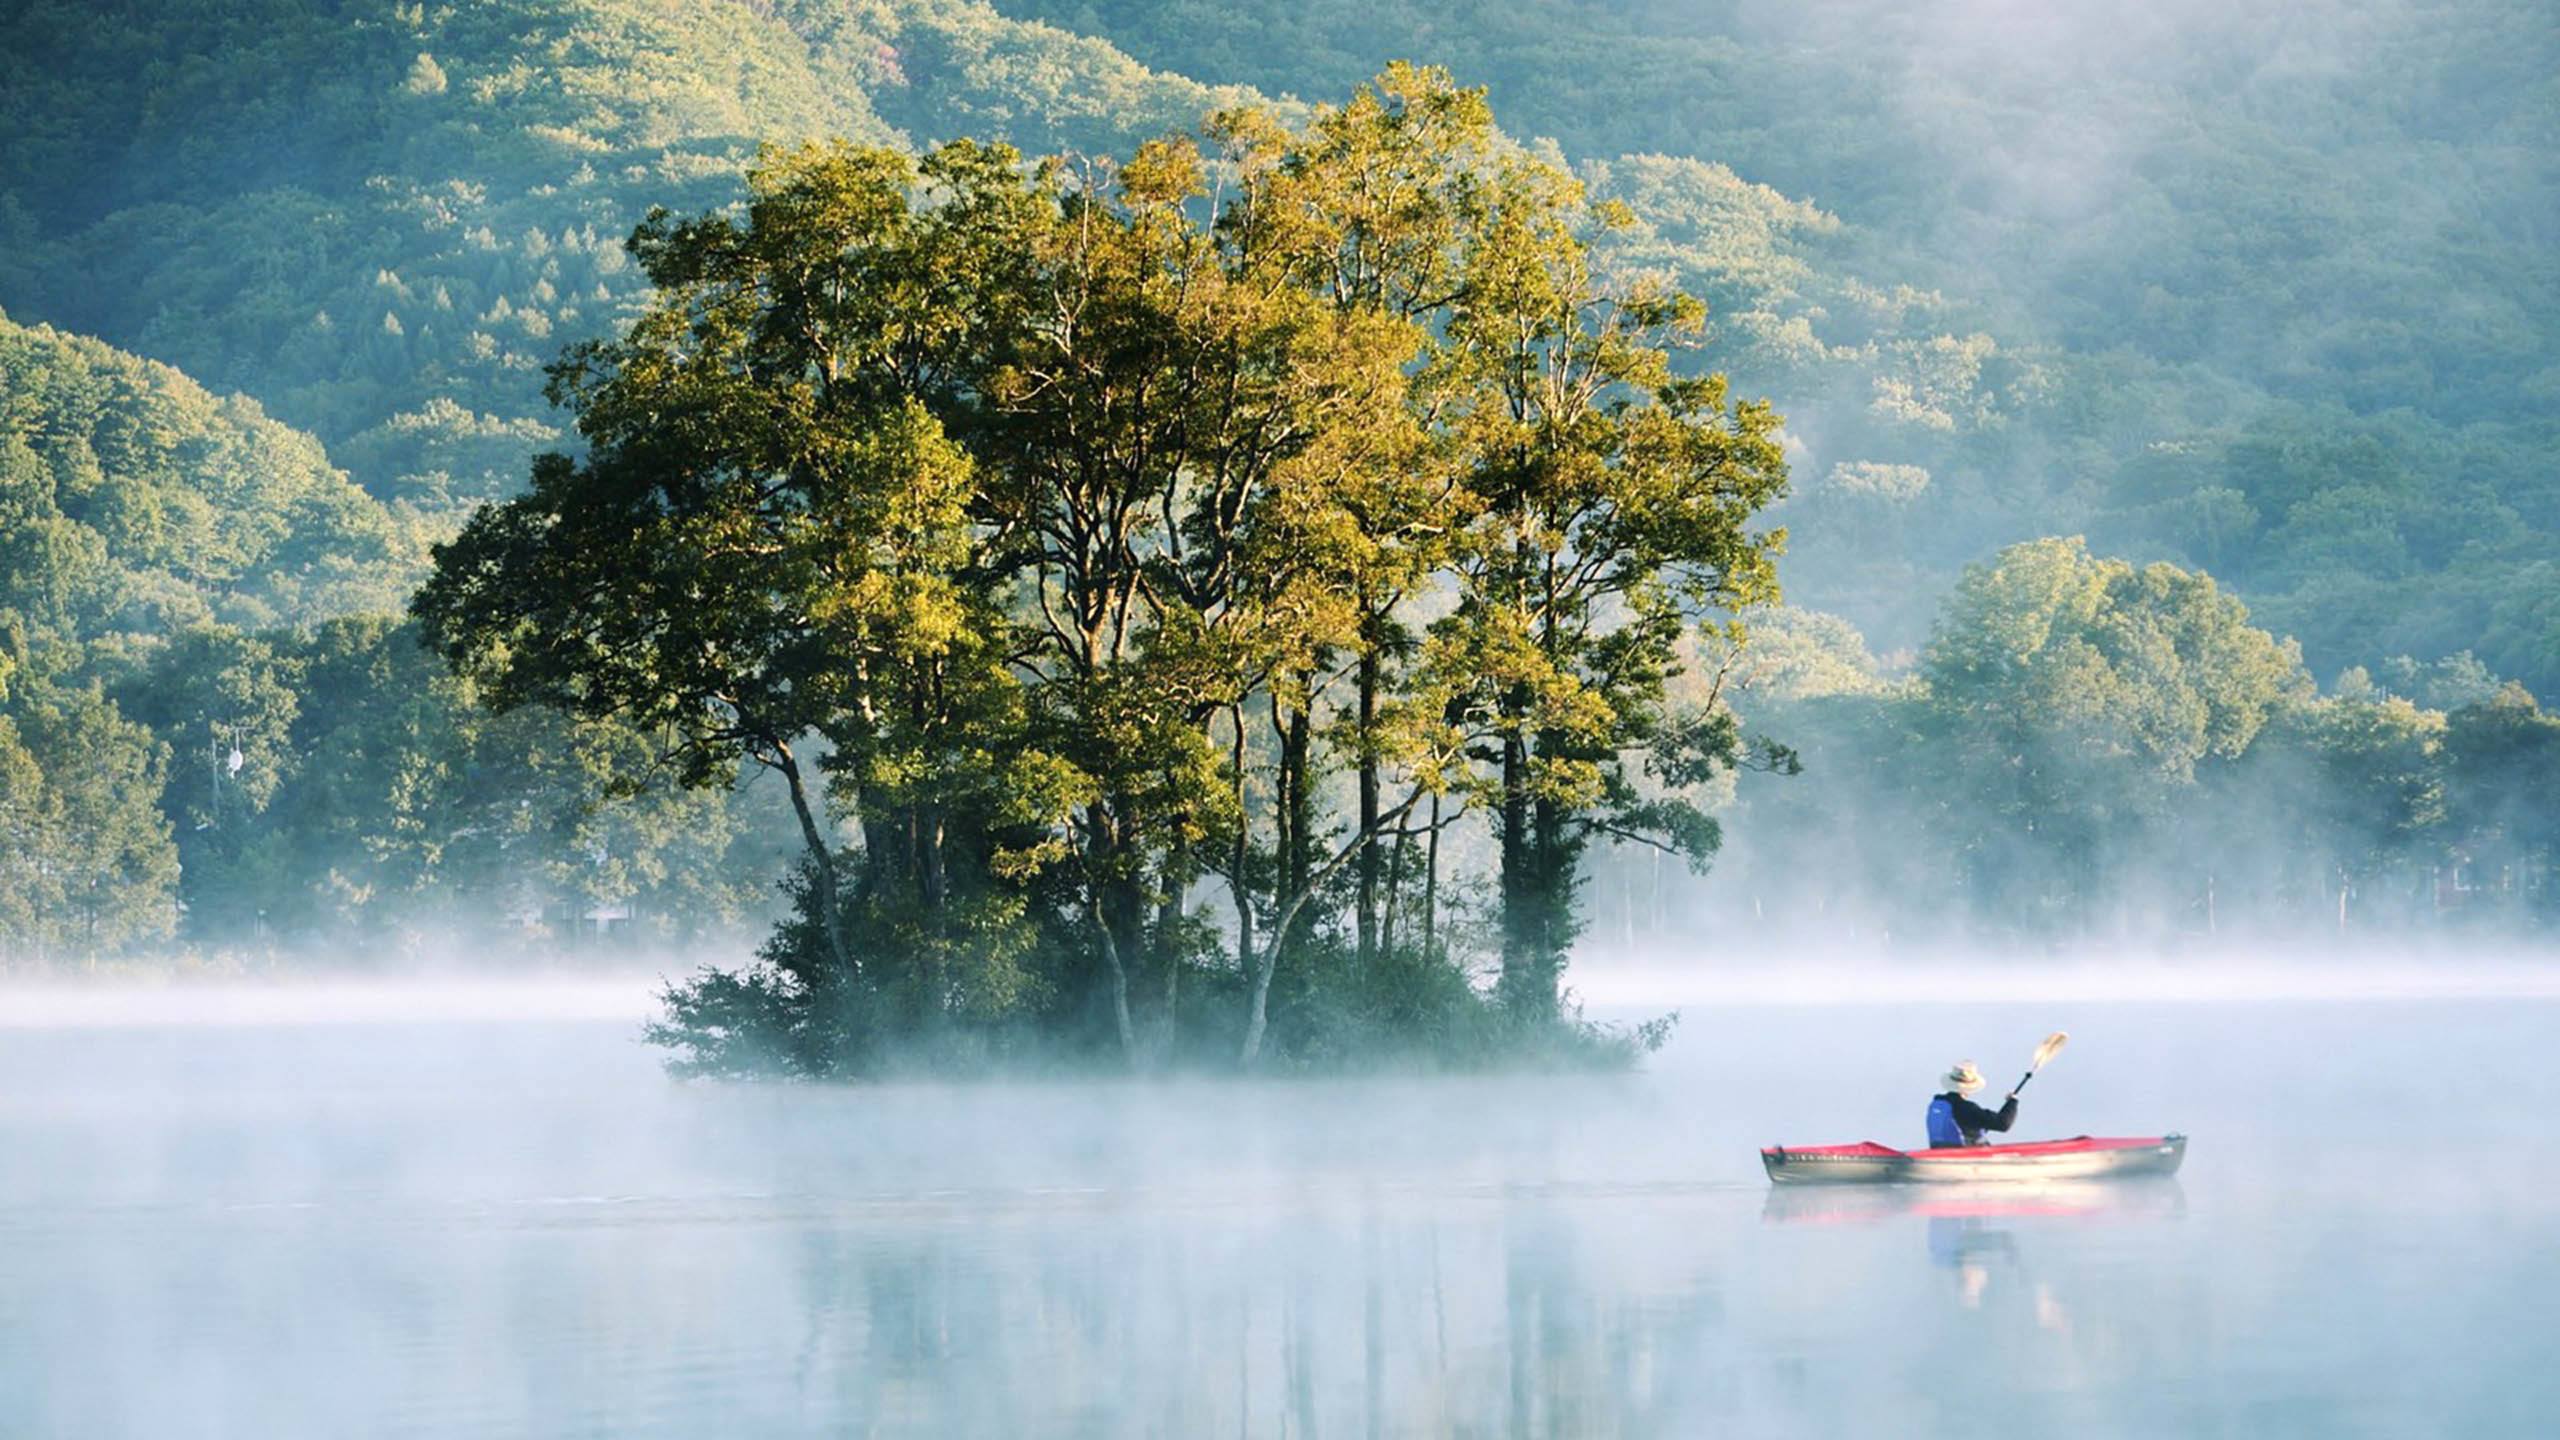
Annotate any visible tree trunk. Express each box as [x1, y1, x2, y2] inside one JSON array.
[[1421, 792, 1442, 960], [1230, 702, 1254, 970], [1241, 937, 1277, 1064], [1496, 717, 1535, 1011], [1269, 691, 1294, 944], [919, 800, 947, 1023], [1522, 786, 1568, 1022], [1085, 801, 1139, 1062], [1243, 785, 1425, 1065], [861, 813, 903, 897], [774, 741, 853, 988], [1154, 827, 1188, 1049], [918, 803, 947, 913], [1090, 897, 1139, 1062], [1355, 643, 1380, 973], [1380, 820, 1409, 961], [1280, 689, 1314, 954], [1653, 848, 1664, 939]]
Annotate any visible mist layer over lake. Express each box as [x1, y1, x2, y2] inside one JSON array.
[[4, 977, 2553, 1437]]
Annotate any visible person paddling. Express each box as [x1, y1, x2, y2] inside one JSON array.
[[1926, 1061, 2018, 1148]]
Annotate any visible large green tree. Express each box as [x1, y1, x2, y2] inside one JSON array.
[[2441, 684, 2560, 919], [1431, 160, 1789, 1016], [0, 676, 179, 963], [1919, 537, 2309, 927], [424, 71, 1793, 1075], [419, 140, 1047, 1064]]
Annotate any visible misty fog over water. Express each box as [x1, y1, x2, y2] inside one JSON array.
[[5, 969, 2555, 1437], [2, 0, 2552, 1429]]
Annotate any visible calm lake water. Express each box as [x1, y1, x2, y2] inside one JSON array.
[[3, 982, 2554, 1437]]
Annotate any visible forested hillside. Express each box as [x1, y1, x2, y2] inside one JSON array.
[[9, 1, 2547, 690], [997, 0, 2560, 692], [0, 310, 788, 965], [0, 0, 1247, 511], [0, 0, 2552, 990], [0, 308, 426, 646]]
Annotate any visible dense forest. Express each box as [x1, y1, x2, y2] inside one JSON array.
[[1005, 0, 2560, 684], [0, 308, 794, 965], [1690, 540, 2557, 948], [1, 1, 2554, 1059]]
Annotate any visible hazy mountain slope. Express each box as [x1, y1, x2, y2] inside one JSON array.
[[984, 0, 2560, 691], [0, 308, 427, 649], [0, 1, 2006, 590], [997, 0, 2560, 417], [0, 0, 2548, 693], [0, 0, 1243, 509]]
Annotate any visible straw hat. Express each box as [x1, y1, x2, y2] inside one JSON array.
[[1942, 1060, 1986, 1095]]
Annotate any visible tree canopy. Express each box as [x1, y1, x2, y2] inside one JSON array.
[[420, 69, 1788, 1073]]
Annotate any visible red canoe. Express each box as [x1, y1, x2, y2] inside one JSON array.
[[1761, 1134, 2186, 1185]]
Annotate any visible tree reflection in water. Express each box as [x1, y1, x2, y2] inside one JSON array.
[[772, 1184, 1738, 1435]]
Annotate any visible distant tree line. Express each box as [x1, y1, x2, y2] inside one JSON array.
[[1683, 539, 2560, 945], [0, 614, 796, 969], [0, 311, 792, 968]]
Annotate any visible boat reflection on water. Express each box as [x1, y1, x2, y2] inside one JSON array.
[[1763, 1179, 2185, 1325], [1758, 1177, 2186, 1228]]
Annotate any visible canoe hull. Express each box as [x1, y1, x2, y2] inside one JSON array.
[[1761, 1134, 2186, 1186]]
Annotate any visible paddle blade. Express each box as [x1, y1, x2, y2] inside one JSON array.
[[2030, 1031, 2069, 1071]]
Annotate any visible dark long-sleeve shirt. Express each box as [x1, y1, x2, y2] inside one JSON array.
[[1938, 1091, 2018, 1145]]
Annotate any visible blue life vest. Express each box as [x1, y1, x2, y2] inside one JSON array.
[[1925, 1095, 1964, 1149]]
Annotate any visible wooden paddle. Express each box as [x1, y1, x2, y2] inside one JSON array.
[[2009, 1030, 2069, 1098]]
